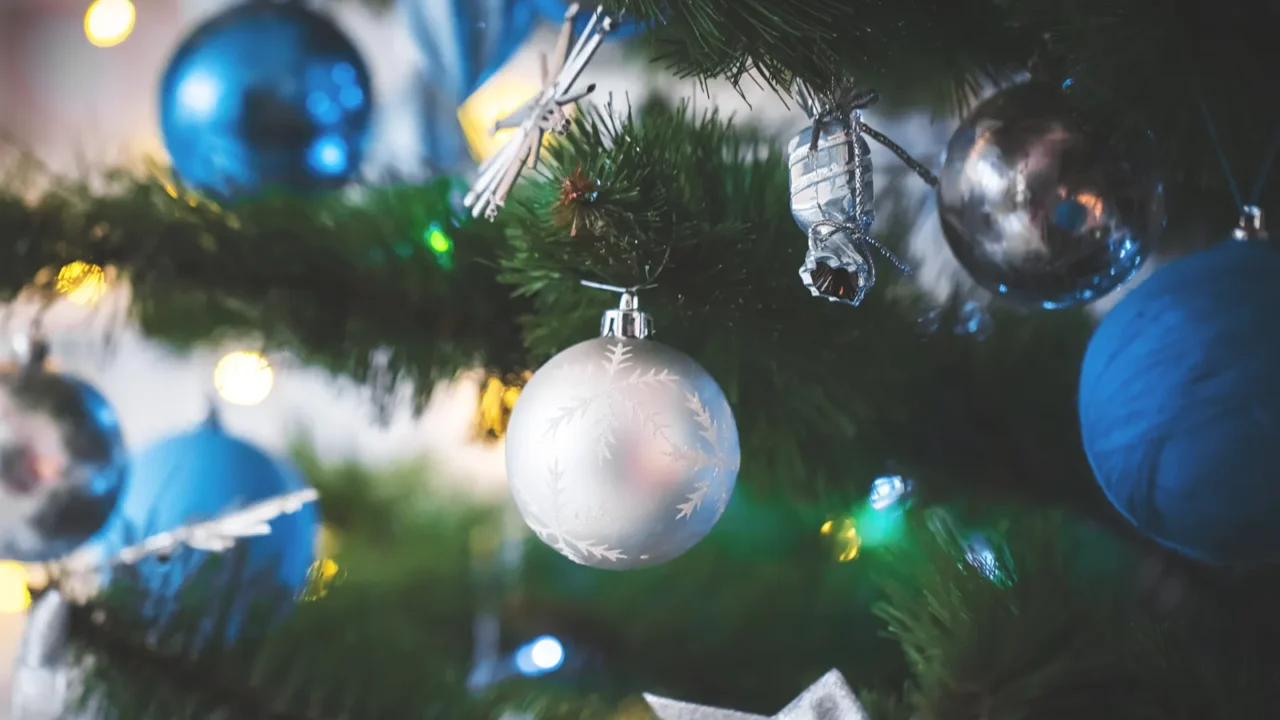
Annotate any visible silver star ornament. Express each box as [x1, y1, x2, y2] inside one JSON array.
[[645, 669, 871, 720]]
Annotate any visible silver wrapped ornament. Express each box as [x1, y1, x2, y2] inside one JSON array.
[[936, 83, 1164, 309], [504, 284, 740, 570], [11, 590, 95, 720], [788, 82, 937, 306], [0, 339, 126, 561], [646, 669, 871, 720]]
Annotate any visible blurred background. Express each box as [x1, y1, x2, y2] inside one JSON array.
[[0, 0, 973, 714]]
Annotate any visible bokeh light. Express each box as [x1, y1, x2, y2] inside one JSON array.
[[84, 0, 136, 48], [819, 518, 862, 562], [213, 351, 274, 406], [515, 635, 565, 676], [55, 261, 109, 306], [476, 371, 531, 441], [0, 562, 32, 614]]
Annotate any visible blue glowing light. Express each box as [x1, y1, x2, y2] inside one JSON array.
[[307, 136, 349, 176], [869, 475, 910, 511], [514, 635, 564, 676]]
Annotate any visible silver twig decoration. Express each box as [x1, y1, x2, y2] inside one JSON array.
[[645, 669, 872, 720], [463, 3, 614, 219], [44, 488, 319, 600], [112, 488, 319, 561]]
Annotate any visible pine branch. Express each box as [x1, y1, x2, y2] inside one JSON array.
[[0, 166, 531, 404], [871, 509, 1280, 720], [610, 0, 1028, 113], [67, 469, 491, 720], [500, 99, 1094, 500], [68, 596, 313, 720]]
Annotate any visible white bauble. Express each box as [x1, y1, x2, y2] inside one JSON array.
[[506, 331, 740, 570]]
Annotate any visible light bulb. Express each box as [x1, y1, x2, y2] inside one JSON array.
[[515, 635, 564, 676], [213, 351, 274, 406], [85, 0, 136, 48]]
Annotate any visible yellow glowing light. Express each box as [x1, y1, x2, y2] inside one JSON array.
[[820, 518, 862, 563], [458, 76, 567, 162], [301, 557, 342, 601], [0, 562, 32, 614], [213, 351, 274, 406], [84, 0, 136, 48], [476, 371, 531, 441], [55, 261, 109, 306]]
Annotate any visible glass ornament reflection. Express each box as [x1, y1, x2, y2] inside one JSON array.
[[158, 2, 373, 196]]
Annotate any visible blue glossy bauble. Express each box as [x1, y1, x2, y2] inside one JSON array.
[[0, 365, 126, 562], [159, 2, 373, 196], [1080, 240, 1280, 565], [96, 413, 318, 631]]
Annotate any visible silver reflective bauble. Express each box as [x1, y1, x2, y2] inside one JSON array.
[[0, 347, 127, 561], [11, 590, 95, 720], [936, 84, 1164, 309], [505, 303, 739, 570]]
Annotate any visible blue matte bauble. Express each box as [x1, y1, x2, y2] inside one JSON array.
[[1080, 239, 1280, 565], [158, 2, 373, 196], [96, 413, 318, 629]]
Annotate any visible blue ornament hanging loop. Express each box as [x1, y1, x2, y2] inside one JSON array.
[[1197, 99, 1280, 241]]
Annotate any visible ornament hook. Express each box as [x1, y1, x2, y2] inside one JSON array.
[[1233, 205, 1268, 242], [580, 280, 654, 339]]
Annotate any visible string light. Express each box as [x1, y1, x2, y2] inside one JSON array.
[[84, 0, 136, 48], [301, 557, 342, 601], [476, 371, 531, 441], [869, 474, 912, 511], [213, 351, 274, 406], [0, 562, 31, 614], [423, 222, 454, 269], [300, 525, 343, 602], [819, 518, 862, 562], [514, 635, 565, 676], [55, 261, 110, 306]]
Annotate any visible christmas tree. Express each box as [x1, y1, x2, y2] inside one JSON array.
[[3, 0, 1280, 717]]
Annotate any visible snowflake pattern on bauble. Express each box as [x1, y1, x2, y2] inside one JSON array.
[[506, 338, 740, 570]]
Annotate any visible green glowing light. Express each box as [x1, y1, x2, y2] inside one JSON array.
[[853, 503, 906, 548], [425, 223, 453, 254], [423, 222, 454, 269]]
